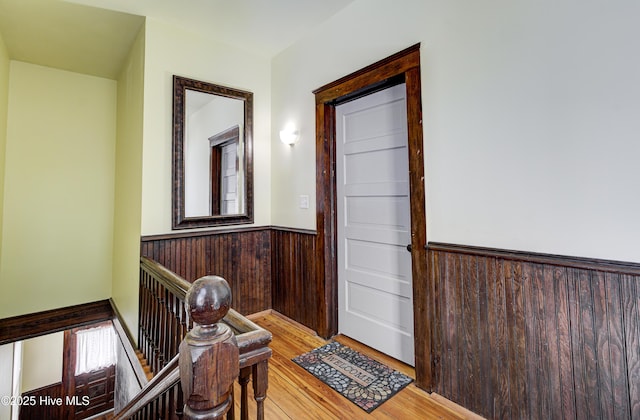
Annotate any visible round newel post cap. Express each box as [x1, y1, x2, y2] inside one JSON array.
[[180, 276, 238, 419], [186, 275, 232, 327]]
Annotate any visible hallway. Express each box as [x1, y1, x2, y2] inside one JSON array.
[[239, 312, 484, 419]]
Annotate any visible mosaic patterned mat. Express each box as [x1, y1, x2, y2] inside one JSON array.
[[292, 341, 413, 413]]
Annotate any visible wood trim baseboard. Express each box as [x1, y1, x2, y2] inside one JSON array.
[[141, 225, 316, 242], [268, 310, 319, 338], [246, 309, 320, 339], [0, 300, 114, 345], [141, 225, 273, 241], [428, 242, 640, 276], [245, 309, 274, 320], [270, 226, 317, 235]]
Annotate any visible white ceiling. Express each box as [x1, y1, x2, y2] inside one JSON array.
[[0, 0, 355, 79]]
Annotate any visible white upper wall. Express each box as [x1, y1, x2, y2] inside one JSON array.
[[141, 19, 271, 235], [271, 0, 640, 263]]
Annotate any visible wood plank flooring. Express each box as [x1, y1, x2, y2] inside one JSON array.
[[236, 311, 484, 420]]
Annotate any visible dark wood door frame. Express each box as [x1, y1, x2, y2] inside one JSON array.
[[313, 44, 432, 389]]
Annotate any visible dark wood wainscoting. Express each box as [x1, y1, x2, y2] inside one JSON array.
[[141, 227, 325, 333], [271, 228, 321, 332], [140, 229, 640, 419], [18, 366, 116, 420], [425, 243, 640, 420], [141, 227, 272, 316], [19, 382, 65, 419]]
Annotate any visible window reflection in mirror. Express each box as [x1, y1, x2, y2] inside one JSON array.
[[172, 75, 253, 229], [184, 91, 244, 217]]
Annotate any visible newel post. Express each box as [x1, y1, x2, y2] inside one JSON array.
[[179, 276, 239, 420]]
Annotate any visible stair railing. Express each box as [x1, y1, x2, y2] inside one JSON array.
[[116, 275, 240, 420], [119, 256, 271, 419], [113, 354, 180, 419]]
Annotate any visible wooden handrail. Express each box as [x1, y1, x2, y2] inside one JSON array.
[[117, 273, 244, 420], [139, 257, 191, 374], [134, 256, 272, 420], [113, 354, 181, 420], [140, 256, 272, 356], [141, 255, 191, 299]]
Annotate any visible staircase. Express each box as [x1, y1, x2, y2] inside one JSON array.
[[135, 350, 154, 381]]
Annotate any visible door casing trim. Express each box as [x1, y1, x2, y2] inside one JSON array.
[[313, 43, 432, 389]]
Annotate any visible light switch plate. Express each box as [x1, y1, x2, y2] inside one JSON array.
[[299, 195, 309, 209]]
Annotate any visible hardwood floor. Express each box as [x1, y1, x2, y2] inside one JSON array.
[[237, 311, 484, 420]]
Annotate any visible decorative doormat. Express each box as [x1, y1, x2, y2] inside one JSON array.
[[292, 342, 413, 413]]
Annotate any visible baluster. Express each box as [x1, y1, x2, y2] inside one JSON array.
[[159, 388, 166, 418], [226, 387, 235, 420], [176, 382, 184, 418], [144, 274, 152, 364], [179, 276, 239, 420], [238, 367, 251, 420], [166, 290, 173, 360], [158, 286, 164, 369], [252, 360, 268, 420], [174, 295, 182, 355], [146, 277, 153, 366], [138, 271, 146, 356], [148, 278, 158, 373], [167, 292, 175, 360], [151, 281, 160, 372], [172, 295, 180, 357], [167, 384, 175, 419], [166, 292, 172, 360], [138, 268, 144, 347], [158, 285, 167, 368], [180, 300, 188, 339]]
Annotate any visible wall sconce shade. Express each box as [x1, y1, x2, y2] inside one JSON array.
[[279, 129, 299, 145]]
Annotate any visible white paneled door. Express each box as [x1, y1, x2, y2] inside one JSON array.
[[336, 84, 414, 366]]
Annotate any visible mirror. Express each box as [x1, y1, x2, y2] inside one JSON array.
[[172, 75, 253, 229]]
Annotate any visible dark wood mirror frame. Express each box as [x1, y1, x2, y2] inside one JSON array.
[[172, 75, 254, 229]]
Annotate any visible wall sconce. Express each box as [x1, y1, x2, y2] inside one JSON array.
[[279, 128, 299, 146]]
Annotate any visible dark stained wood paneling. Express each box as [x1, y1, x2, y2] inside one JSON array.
[[138, 226, 640, 419], [73, 365, 116, 418], [0, 300, 114, 345], [141, 228, 271, 316], [18, 339, 115, 420], [141, 227, 324, 335], [270, 228, 320, 333], [426, 243, 640, 420], [19, 382, 65, 419]]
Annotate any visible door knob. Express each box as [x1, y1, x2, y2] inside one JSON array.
[[406, 244, 412, 252]]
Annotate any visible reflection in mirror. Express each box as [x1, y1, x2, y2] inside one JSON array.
[[184, 91, 244, 217], [173, 76, 253, 229]]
